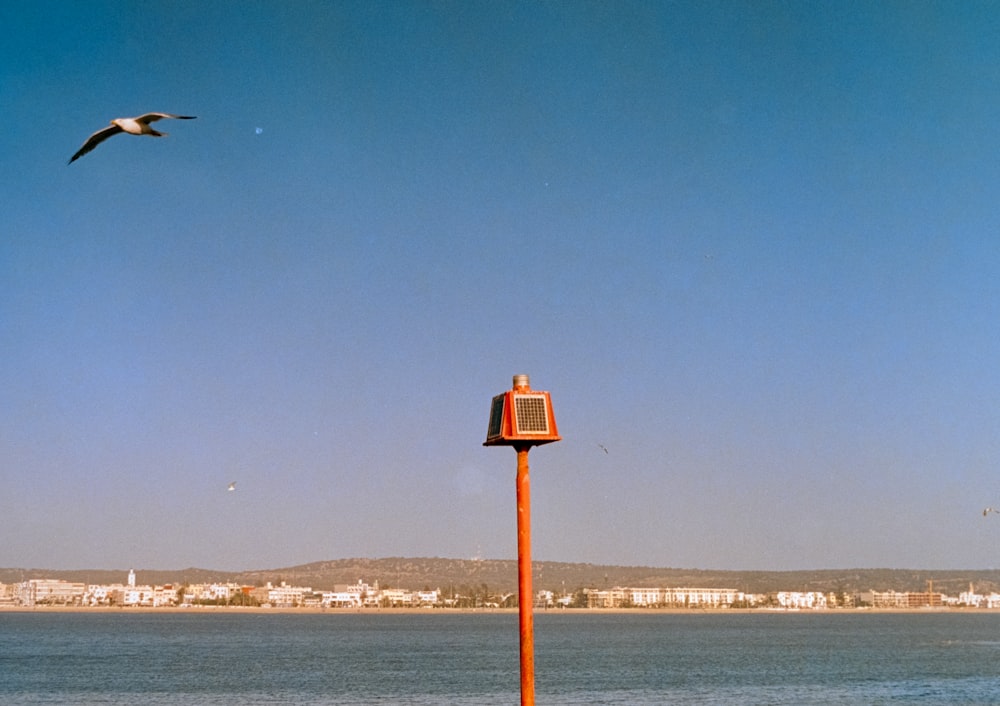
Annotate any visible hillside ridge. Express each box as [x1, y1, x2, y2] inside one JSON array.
[[5, 558, 1000, 595]]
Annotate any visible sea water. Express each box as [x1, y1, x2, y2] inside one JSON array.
[[2, 611, 999, 704]]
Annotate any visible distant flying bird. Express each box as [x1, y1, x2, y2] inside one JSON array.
[[68, 113, 196, 164], [597, 443, 609, 454], [984, 507, 998, 516], [227, 482, 237, 492]]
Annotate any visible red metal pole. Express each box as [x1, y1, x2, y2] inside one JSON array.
[[516, 445, 534, 706]]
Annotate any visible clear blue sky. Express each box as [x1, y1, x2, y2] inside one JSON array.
[[4, 1, 1000, 572]]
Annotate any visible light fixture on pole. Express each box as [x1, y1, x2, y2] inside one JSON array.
[[484, 374, 560, 706]]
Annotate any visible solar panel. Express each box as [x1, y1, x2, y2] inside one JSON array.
[[513, 395, 549, 434], [487, 394, 505, 440]]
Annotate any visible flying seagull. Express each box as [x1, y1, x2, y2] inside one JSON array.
[[597, 443, 609, 454], [984, 507, 998, 516], [227, 482, 237, 492], [68, 113, 196, 164]]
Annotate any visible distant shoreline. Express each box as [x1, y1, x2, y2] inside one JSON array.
[[6, 559, 999, 599], [0, 605, 989, 615]]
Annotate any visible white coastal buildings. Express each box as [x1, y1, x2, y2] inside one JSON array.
[[15, 578, 86, 606], [5, 571, 1000, 611], [584, 586, 756, 609], [958, 586, 1000, 608]]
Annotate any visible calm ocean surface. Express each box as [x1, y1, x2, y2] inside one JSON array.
[[2, 611, 1000, 704]]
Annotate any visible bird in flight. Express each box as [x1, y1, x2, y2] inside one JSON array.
[[68, 112, 196, 164], [227, 482, 237, 492], [984, 507, 998, 516], [597, 443, 609, 454]]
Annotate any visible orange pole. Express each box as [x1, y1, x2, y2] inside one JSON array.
[[516, 445, 534, 706]]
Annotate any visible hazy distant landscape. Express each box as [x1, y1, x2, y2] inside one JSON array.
[[5, 558, 1000, 596]]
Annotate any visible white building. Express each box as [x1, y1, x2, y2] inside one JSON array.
[[380, 588, 413, 606], [321, 591, 362, 608], [252, 582, 312, 607], [958, 588, 1000, 608], [587, 586, 747, 609], [85, 584, 123, 605], [776, 591, 828, 609], [629, 588, 664, 606], [16, 579, 86, 606], [415, 590, 440, 606]]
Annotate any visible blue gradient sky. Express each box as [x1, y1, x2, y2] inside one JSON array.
[[4, 1, 1000, 572]]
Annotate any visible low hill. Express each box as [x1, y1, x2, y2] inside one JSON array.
[[5, 558, 1000, 595]]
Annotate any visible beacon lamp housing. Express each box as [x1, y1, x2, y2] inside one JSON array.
[[483, 387, 561, 447]]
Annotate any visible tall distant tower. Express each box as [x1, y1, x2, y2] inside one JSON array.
[[128, 569, 136, 587]]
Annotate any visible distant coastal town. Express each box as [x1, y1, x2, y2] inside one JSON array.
[[5, 570, 1000, 610]]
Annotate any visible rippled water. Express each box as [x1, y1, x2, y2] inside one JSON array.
[[2, 611, 1000, 704]]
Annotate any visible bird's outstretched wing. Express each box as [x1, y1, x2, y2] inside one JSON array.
[[138, 113, 197, 124], [68, 124, 123, 164]]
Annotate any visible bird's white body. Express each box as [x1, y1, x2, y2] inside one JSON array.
[[113, 117, 162, 135]]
